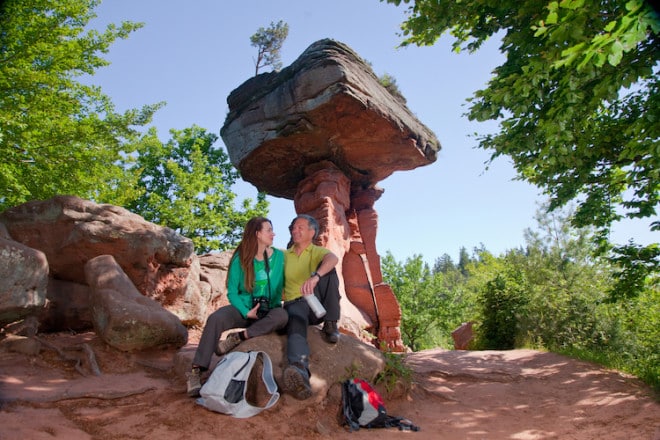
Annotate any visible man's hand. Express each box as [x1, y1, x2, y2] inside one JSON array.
[[301, 275, 319, 296], [247, 303, 260, 320]]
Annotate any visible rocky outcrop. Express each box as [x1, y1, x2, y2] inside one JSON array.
[[0, 196, 195, 304], [85, 255, 188, 351], [293, 162, 369, 336], [451, 321, 474, 350], [221, 39, 440, 350], [0, 196, 245, 356], [0, 196, 212, 326], [198, 251, 232, 311]]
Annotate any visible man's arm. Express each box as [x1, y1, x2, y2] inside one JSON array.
[[314, 252, 338, 278], [300, 250, 338, 296]]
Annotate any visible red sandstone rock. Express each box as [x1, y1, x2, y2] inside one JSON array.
[[221, 39, 441, 351], [0, 196, 195, 306], [221, 39, 439, 199], [451, 321, 474, 350], [85, 255, 187, 351]]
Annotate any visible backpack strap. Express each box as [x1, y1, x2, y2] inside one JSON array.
[[254, 351, 280, 409], [381, 415, 421, 432], [233, 351, 279, 418]]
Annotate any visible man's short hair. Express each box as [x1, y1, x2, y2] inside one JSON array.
[[295, 214, 319, 240]]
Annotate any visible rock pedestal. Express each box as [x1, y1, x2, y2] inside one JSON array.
[[221, 39, 440, 351]]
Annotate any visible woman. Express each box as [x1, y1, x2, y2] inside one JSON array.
[[187, 217, 287, 397]]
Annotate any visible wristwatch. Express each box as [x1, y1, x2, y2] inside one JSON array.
[[311, 271, 321, 280]]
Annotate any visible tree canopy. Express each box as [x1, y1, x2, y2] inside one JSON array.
[[0, 0, 161, 210], [121, 126, 268, 253], [385, 0, 659, 247], [0, 0, 270, 253]]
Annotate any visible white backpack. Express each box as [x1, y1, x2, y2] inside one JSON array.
[[196, 351, 280, 418]]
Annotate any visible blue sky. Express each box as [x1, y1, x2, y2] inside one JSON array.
[[87, 0, 655, 262]]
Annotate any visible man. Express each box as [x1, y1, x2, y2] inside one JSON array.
[[282, 214, 341, 400]]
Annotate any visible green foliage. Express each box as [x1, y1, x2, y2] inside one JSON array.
[[433, 253, 456, 274], [457, 246, 472, 277], [382, 252, 469, 351], [374, 350, 413, 395], [608, 242, 660, 300], [384, 0, 659, 286], [341, 360, 363, 382], [513, 204, 613, 350], [250, 20, 289, 75], [119, 126, 268, 253], [0, 0, 162, 210], [383, 200, 658, 390], [468, 204, 656, 390], [620, 288, 660, 388], [533, 0, 659, 71], [476, 270, 528, 350], [378, 73, 406, 104], [556, 287, 659, 392]]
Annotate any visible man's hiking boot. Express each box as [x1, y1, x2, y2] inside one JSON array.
[[322, 320, 340, 344], [283, 363, 312, 400], [187, 367, 202, 397], [216, 332, 241, 356]]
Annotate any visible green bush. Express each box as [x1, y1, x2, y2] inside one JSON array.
[[475, 272, 528, 350]]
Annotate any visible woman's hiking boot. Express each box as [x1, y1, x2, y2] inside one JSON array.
[[215, 332, 242, 356], [187, 367, 202, 397]]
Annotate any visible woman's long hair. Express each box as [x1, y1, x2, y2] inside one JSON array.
[[228, 216, 271, 293]]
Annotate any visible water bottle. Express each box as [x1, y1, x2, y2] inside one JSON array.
[[304, 294, 326, 319]]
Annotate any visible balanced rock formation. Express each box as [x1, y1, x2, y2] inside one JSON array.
[[221, 39, 440, 350]]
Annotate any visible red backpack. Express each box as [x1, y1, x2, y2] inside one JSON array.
[[341, 378, 420, 432]]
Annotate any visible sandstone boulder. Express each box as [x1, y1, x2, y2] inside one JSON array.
[[198, 252, 230, 298], [220, 39, 442, 351], [0, 234, 48, 326], [85, 255, 188, 352], [452, 321, 474, 350], [0, 196, 195, 306]]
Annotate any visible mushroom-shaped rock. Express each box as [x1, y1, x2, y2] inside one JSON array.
[[220, 38, 440, 199]]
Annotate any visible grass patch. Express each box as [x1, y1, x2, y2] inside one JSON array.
[[557, 346, 659, 400]]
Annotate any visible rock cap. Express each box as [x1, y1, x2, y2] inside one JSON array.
[[221, 39, 440, 199]]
